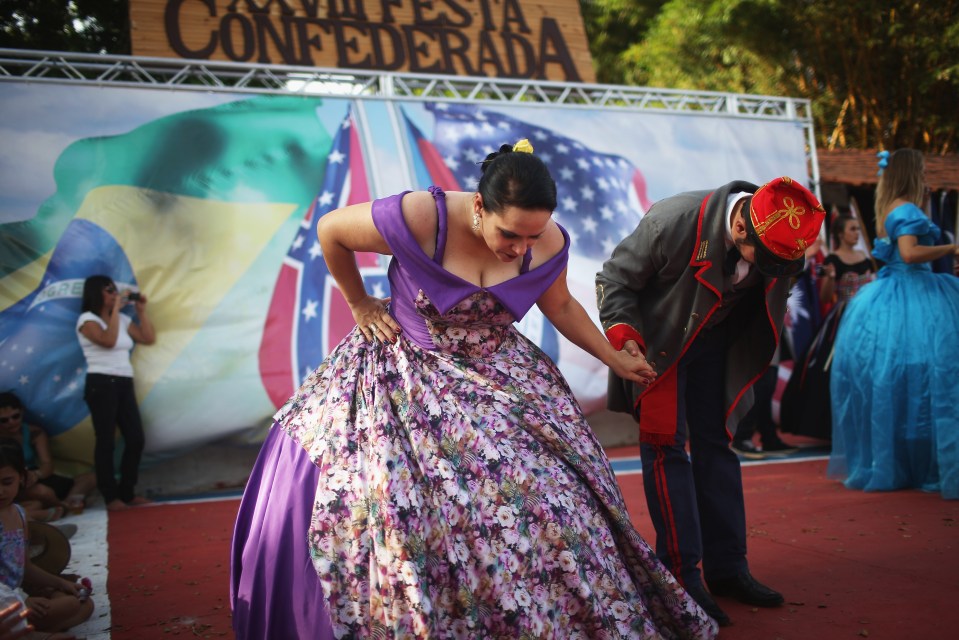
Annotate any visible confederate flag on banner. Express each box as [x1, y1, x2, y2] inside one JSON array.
[[258, 108, 389, 409]]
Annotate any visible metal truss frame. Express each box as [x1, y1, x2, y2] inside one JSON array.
[[0, 48, 820, 194]]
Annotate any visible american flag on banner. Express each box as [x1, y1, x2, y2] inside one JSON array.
[[400, 103, 654, 408], [783, 270, 822, 361], [422, 102, 652, 260], [258, 109, 389, 409]]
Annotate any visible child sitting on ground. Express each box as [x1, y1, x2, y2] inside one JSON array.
[[0, 440, 93, 639]]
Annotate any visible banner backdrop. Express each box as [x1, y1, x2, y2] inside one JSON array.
[[0, 82, 809, 463]]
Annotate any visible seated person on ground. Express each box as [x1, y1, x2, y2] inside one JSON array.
[[0, 393, 96, 522]]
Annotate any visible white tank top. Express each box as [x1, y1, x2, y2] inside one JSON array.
[[76, 311, 135, 377]]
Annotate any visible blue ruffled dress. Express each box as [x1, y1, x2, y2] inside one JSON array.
[[829, 203, 959, 499]]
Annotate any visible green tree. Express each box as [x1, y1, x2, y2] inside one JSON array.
[[0, 0, 129, 54], [5, 0, 957, 152], [580, 0, 668, 85], [583, 0, 959, 153]]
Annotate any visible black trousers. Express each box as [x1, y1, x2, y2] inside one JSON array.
[[733, 367, 778, 445], [83, 373, 145, 503], [639, 322, 748, 587]]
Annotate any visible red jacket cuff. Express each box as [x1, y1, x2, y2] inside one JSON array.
[[605, 323, 646, 353]]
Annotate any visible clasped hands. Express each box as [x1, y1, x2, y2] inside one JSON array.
[[612, 339, 657, 386]]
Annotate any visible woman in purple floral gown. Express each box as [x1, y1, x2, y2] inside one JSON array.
[[231, 142, 719, 640]]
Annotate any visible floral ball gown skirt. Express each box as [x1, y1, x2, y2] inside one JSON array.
[[232, 292, 717, 639]]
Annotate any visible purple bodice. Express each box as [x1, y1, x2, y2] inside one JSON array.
[[371, 187, 569, 350]]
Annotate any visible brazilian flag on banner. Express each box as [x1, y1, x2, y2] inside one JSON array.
[[0, 93, 341, 462]]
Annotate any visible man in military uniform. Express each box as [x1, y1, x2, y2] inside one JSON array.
[[596, 177, 825, 626]]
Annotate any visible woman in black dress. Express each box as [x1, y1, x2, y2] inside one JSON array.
[[780, 212, 875, 441]]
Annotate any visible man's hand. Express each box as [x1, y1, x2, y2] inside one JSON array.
[[610, 340, 657, 385]]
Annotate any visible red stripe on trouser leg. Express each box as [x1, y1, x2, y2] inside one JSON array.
[[653, 447, 684, 585]]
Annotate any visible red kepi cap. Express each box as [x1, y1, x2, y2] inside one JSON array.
[[744, 176, 826, 277]]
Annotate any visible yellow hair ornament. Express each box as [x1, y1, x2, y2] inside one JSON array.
[[512, 139, 534, 154]]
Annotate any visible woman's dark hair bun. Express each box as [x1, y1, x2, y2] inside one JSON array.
[[476, 141, 556, 213], [480, 144, 515, 174]]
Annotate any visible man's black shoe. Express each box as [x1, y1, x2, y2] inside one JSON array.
[[761, 438, 799, 457], [684, 581, 731, 627], [731, 439, 766, 459], [706, 572, 784, 607]]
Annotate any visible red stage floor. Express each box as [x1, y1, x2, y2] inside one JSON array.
[[102, 457, 959, 639]]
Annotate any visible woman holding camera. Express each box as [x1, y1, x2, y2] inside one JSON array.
[[76, 275, 155, 511]]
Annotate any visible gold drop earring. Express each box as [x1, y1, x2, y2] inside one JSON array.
[[472, 211, 481, 233]]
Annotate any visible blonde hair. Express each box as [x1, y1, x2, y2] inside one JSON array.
[[874, 149, 925, 237]]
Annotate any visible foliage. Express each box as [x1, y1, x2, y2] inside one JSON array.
[[3, 0, 957, 151], [0, 0, 129, 54], [579, 0, 668, 85], [582, 0, 959, 153]]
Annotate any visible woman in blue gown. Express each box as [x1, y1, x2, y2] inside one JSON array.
[[829, 149, 959, 499]]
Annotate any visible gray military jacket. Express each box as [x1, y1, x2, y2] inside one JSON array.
[[596, 181, 791, 437]]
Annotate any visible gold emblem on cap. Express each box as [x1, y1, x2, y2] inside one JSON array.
[[752, 196, 807, 237]]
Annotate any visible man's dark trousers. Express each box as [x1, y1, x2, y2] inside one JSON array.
[[639, 321, 748, 588]]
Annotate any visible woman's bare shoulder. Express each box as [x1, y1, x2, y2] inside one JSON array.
[[401, 190, 469, 245], [400, 190, 439, 219], [398, 191, 437, 245]]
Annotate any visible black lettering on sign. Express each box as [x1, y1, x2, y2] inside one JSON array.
[[292, 17, 332, 66], [157, 0, 587, 82], [327, 0, 369, 21], [537, 17, 579, 81], [436, 26, 474, 75], [501, 0, 531, 34], [221, 11, 256, 61], [378, 0, 403, 24], [368, 22, 406, 70], [165, 0, 218, 59], [226, 0, 296, 14], [502, 30, 534, 77], [402, 25, 445, 74], [254, 14, 297, 63], [476, 30, 506, 77], [332, 21, 373, 67]]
